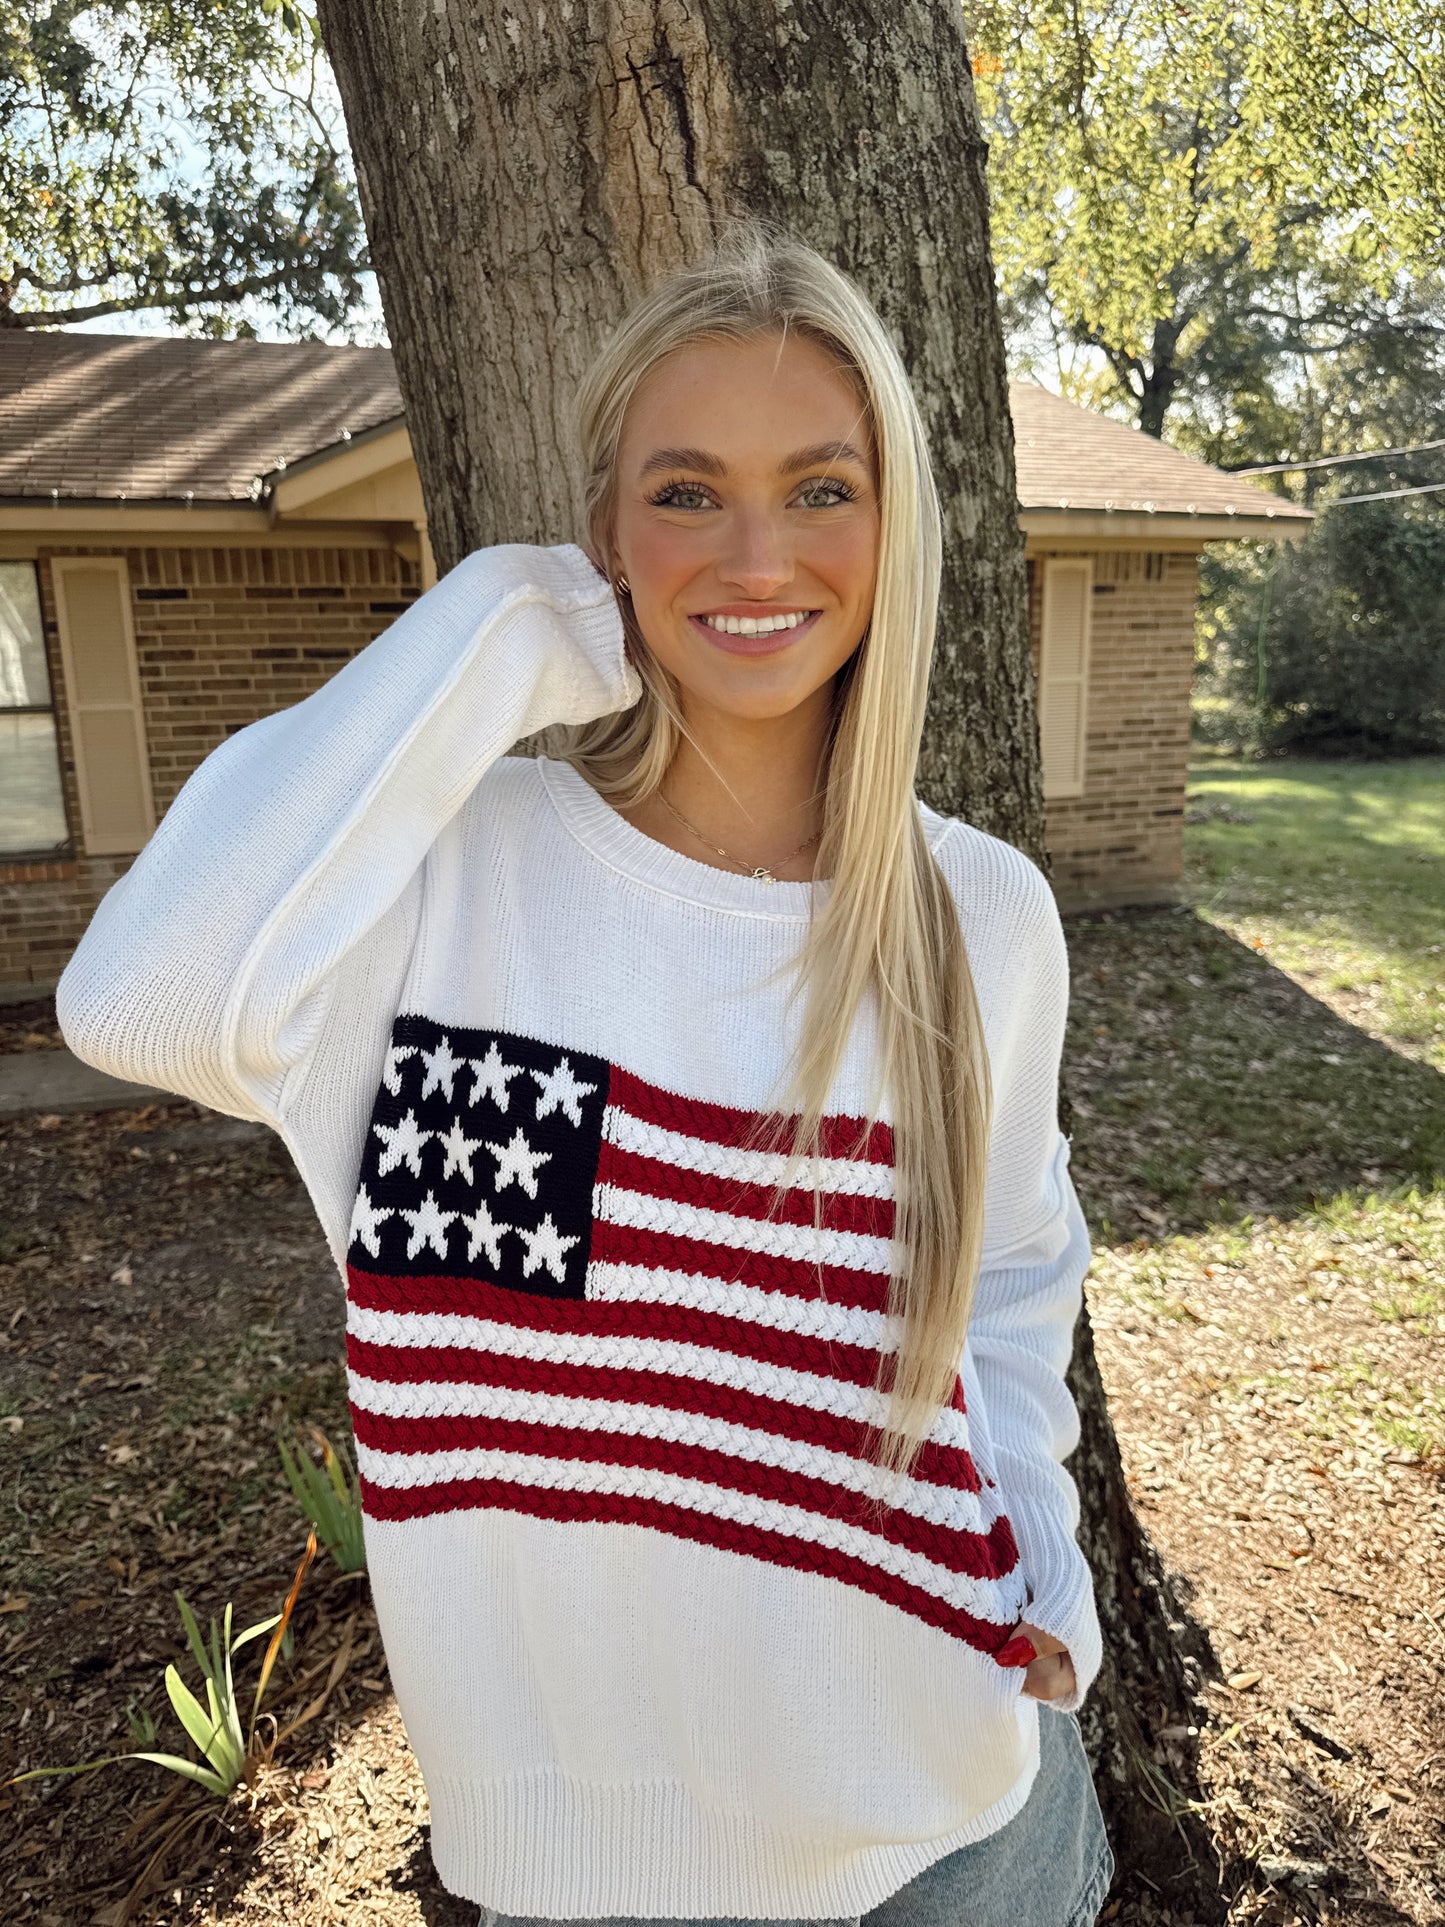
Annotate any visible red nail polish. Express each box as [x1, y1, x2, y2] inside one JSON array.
[[996, 1635, 1037, 1668]]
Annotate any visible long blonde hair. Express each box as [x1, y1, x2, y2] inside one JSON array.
[[536, 222, 993, 1490]]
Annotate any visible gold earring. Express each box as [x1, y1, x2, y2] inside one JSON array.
[[614, 574, 630, 596]]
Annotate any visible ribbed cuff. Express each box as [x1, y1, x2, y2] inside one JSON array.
[[999, 1464, 1104, 1714]]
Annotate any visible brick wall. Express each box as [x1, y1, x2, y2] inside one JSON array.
[[1029, 548, 1197, 911], [3, 536, 1198, 989], [0, 542, 418, 989]]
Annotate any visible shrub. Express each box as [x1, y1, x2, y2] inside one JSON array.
[[1197, 503, 1445, 755]]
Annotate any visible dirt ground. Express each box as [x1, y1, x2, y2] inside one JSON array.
[[1, 904, 1442, 1926]]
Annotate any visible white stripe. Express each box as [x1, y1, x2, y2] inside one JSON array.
[[604, 1105, 894, 1200], [585, 1260, 893, 1348], [349, 1374, 993, 1535], [345, 1302, 974, 1452], [595, 1184, 899, 1276], [354, 1439, 1023, 1627]]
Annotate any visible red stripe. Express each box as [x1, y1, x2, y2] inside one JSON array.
[[595, 1138, 894, 1240], [358, 1475, 1013, 1657], [587, 1221, 893, 1313], [352, 1406, 1017, 1579], [345, 1334, 981, 1493], [348, 1264, 887, 1387], [609, 1065, 893, 1165]]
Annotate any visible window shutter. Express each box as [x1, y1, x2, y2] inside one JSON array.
[[1038, 557, 1092, 799], [50, 557, 156, 856]]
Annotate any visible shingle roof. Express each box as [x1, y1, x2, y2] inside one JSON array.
[[0, 330, 1307, 525], [0, 331, 402, 504], [1009, 380, 1310, 522]]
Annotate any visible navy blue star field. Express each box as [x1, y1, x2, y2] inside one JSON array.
[[348, 1014, 608, 1300]]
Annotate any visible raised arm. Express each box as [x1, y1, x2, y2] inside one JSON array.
[[57, 543, 639, 1126]]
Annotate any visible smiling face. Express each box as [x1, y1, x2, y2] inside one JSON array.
[[606, 329, 881, 725]]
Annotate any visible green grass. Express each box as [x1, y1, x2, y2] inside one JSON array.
[[1092, 1178, 1445, 1466], [1184, 753, 1445, 1068], [1071, 752, 1445, 1489]]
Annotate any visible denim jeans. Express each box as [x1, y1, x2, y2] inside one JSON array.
[[479, 1703, 1116, 1927]]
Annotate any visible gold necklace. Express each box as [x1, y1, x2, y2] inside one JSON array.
[[656, 788, 821, 884]]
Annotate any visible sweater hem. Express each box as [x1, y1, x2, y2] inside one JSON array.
[[426, 1745, 1042, 1918]]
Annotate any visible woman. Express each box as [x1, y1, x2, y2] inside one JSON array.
[[58, 224, 1113, 1926]]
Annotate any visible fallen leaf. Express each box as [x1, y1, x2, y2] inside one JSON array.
[[1228, 1670, 1263, 1691], [0, 1596, 32, 1614]]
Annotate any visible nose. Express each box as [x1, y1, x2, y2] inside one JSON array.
[[714, 506, 795, 599]]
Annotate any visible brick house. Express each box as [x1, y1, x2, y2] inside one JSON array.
[[0, 333, 1309, 991]]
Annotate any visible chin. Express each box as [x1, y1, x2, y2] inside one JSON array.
[[676, 670, 828, 724]]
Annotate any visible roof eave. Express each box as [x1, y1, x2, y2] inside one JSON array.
[[1019, 506, 1313, 547]]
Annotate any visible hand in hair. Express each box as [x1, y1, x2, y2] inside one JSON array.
[[998, 1621, 1078, 1703]]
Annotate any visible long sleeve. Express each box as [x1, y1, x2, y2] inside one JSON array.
[[56, 542, 639, 1127], [962, 850, 1102, 1716]]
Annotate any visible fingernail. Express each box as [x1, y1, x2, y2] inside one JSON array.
[[996, 1635, 1037, 1668]]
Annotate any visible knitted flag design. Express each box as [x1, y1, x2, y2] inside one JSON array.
[[345, 1013, 1027, 1658]]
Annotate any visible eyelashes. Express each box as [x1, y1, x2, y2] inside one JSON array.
[[644, 477, 861, 511]]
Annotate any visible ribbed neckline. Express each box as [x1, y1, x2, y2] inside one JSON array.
[[536, 755, 953, 920]]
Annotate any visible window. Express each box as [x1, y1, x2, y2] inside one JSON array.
[[0, 561, 70, 857], [1038, 557, 1093, 799]]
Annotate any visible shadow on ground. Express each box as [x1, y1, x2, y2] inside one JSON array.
[[1064, 904, 1443, 1245]]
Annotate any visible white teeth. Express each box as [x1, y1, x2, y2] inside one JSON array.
[[700, 612, 811, 636]]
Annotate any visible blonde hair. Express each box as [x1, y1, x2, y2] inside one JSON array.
[[536, 221, 993, 1490]]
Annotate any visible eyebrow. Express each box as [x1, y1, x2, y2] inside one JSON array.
[[638, 439, 871, 479]]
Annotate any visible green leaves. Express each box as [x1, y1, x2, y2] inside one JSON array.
[[969, 0, 1445, 434], [278, 1425, 366, 1573], [4, 1529, 316, 1802], [0, 0, 367, 331]]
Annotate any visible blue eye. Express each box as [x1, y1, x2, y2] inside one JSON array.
[[646, 482, 716, 511], [645, 476, 861, 511], [797, 478, 859, 508]]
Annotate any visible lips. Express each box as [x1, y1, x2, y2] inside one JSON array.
[[687, 610, 822, 656]]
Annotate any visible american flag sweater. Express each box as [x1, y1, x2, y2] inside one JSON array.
[[58, 543, 1101, 1920]]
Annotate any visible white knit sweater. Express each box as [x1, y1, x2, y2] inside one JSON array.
[[58, 543, 1101, 1919]]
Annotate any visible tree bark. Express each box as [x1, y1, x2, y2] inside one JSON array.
[[315, 0, 1221, 1908]]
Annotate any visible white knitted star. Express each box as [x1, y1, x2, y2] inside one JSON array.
[[486, 1126, 551, 1199], [468, 1041, 524, 1112], [437, 1115, 485, 1184], [531, 1057, 597, 1127], [461, 1199, 511, 1268], [348, 1184, 393, 1258], [515, 1212, 579, 1285], [373, 1110, 432, 1179], [420, 1034, 464, 1102], [381, 1043, 416, 1096], [401, 1191, 457, 1261]]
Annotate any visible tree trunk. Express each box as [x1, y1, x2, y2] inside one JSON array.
[[316, 0, 1222, 1909]]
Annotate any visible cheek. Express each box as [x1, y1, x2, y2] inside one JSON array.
[[620, 521, 702, 602], [801, 518, 878, 609]]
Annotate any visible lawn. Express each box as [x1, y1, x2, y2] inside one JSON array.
[[1063, 753, 1445, 1927], [1186, 754, 1445, 1072], [0, 755, 1441, 1927]]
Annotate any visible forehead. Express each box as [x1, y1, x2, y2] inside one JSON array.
[[619, 330, 873, 469]]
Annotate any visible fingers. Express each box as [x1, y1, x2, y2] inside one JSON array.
[[1022, 1649, 1077, 1702], [1005, 1619, 1076, 1702], [1013, 1618, 1068, 1659]]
